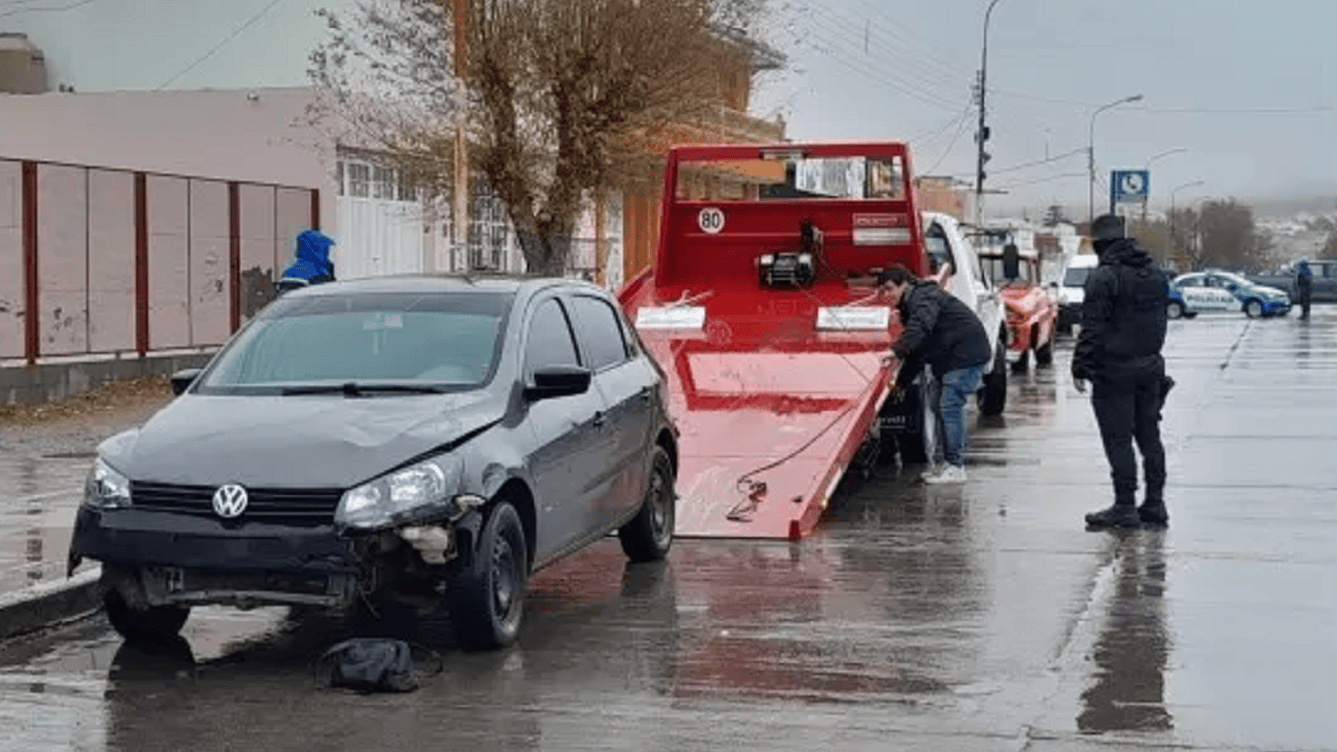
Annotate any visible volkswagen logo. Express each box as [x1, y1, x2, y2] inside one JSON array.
[[212, 484, 249, 519]]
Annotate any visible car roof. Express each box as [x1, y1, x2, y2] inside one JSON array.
[[280, 274, 608, 299]]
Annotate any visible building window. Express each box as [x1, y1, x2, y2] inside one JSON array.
[[468, 173, 511, 271], [336, 157, 419, 203], [346, 162, 370, 198], [373, 166, 395, 200]]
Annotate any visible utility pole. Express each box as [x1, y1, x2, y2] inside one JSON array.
[[974, 0, 1003, 228], [453, 0, 469, 273]]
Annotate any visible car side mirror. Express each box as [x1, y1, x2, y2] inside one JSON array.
[[525, 365, 591, 401], [170, 368, 202, 396], [1226, 283, 1238, 292], [1002, 243, 1020, 280]]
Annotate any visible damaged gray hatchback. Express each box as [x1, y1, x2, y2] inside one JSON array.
[[69, 275, 678, 649]]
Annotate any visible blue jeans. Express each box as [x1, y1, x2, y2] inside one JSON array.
[[939, 363, 986, 466]]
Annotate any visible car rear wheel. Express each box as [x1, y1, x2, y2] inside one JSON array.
[[447, 500, 527, 650], [104, 589, 190, 642], [1034, 327, 1054, 367], [619, 447, 676, 562], [1244, 299, 1264, 318], [1166, 301, 1184, 319]]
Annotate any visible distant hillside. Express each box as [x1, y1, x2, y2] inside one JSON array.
[[1246, 191, 1337, 219]]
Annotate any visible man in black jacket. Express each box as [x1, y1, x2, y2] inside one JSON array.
[[1073, 215, 1171, 528], [880, 265, 992, 483]]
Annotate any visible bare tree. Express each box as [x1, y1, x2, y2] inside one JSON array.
[[1197, 198, 1257, 270], [310, 0, 774, 276]]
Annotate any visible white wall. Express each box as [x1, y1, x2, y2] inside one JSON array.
[[0, 87, 337, 243]]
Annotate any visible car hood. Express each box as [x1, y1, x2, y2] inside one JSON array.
[[101, 391, 504, 489]]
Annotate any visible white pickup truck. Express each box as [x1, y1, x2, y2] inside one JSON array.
[[880, 211, 1008, 464]]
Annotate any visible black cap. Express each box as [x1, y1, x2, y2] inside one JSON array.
[[1091, 214, 1126, 242]]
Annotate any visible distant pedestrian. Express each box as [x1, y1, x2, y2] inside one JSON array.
[[1073, 214, 1172, 528], [879, 264, 992, 484], [1295, 259, 1313, 320], [277, 230, 337, 295]]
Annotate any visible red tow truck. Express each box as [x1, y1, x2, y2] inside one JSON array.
[[617, 142, 933, 540]]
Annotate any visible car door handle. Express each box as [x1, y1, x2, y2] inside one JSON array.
[[637, 386, 653, 403], [592, 411, 607, 429]]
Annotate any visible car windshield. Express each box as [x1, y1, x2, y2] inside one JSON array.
[[1215, 272, 1252, 288], [1062, 266, 1091, 287], [196, 291, 513, 395]]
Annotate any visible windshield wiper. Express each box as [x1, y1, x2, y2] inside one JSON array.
[[281, 382, 447, 396]]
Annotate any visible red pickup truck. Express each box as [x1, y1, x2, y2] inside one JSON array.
[[976, 234, 1058, 371]]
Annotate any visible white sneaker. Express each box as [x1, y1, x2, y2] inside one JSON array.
[[919, 463, 944, 482], [924, 464, 967, 484]]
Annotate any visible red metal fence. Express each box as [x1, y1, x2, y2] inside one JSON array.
[[1, 159, 319, 365]]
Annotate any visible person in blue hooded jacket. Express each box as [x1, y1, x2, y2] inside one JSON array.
[[277, 230, 337, 294]]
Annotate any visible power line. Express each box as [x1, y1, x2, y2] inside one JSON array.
[[987, 148, 1088, 176], [0, 0, 97, 19], [784, 3, 967, 108], [795, 18, 965, 111], [922, 108, 973, 175], [797, 33, 965, 113], [992, 88, 1334, 115], [844, 0, 975, 80], [154, 0, 288, 91], [812, 1, 971, 93], [909, 104, 974, 146], [994, 171, 1087, 190]]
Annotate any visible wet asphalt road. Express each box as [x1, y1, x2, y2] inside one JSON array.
[[2, 306, 1336, 752]]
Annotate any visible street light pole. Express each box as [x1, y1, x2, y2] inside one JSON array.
[[1169, 179, 1204, 268], [1087, 94, 1144, 227], [1142, 147, 1187, 223], [974, 0, 1004, 228]]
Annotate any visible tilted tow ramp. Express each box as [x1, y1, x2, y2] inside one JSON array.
[[618, 142, 931, 539]]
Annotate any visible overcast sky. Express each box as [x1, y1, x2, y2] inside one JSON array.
[[8, 0, 1334, 219], [750, 0, 1337, 217]]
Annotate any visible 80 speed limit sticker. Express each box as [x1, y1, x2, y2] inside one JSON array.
[[697, 207, 725, 234]]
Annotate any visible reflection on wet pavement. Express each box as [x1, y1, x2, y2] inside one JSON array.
[[1076, 529, 1171, 734]]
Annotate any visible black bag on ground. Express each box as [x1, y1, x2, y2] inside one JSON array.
[[317, 638, 432, 693]]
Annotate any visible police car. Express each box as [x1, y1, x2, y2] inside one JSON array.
[[1167, 270, 1291, 319]]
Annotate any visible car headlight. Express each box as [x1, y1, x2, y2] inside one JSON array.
[[334, 454, 483, 533], [85, 457, 132, 510]]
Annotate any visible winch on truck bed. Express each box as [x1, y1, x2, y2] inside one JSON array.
[[617, 142, 933, 540]]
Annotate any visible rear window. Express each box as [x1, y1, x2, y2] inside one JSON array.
[[675, 155, 907, 201], [197, 291, 512, 394], [1062, 266, 1092, 287]]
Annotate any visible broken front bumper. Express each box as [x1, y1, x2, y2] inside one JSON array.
[[71, 506, 363, 609]]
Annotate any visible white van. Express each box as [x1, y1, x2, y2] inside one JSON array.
[[1056, 253, 1098, 333]]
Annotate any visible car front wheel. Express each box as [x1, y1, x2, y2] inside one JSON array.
[[104, 589, 190, 642], [1244, 299, 1264, 318], [447, 500, 528, 650], [619, 446, 676, 562], [1167, 301, 1185, 319]]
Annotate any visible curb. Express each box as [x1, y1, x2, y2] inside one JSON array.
[[0, 565, 103, 641]]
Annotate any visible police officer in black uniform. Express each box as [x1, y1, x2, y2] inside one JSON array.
[[1073, 215, 1172, 528]]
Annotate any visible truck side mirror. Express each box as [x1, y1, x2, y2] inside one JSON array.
[[1002, 243, 1020, 280]]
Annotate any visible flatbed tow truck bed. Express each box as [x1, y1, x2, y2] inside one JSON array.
[[618, 142, 930, 539]]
